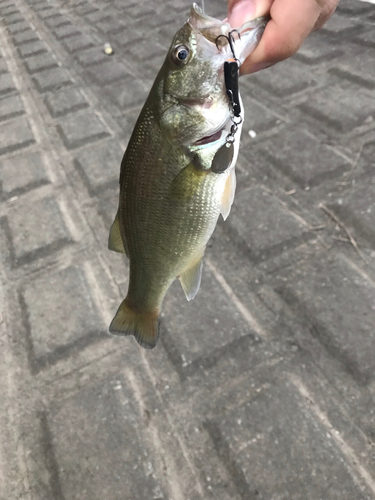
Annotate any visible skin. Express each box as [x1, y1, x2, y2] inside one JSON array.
[[227, 0, 340, 74]]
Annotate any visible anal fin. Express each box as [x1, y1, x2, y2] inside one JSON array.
[[221, 168, 236, 220], [108, 212, 127, 255], [179, 253, 204, 301]]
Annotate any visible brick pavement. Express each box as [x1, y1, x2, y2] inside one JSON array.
[[0, 0, 375, 498]]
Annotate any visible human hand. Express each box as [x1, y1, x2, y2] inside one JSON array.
[[228, 0, 339, 74]]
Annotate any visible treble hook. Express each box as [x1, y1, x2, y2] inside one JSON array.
[[215, 29, 241, 65]]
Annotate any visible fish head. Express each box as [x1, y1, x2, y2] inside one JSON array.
[[157, 3, 267, 150]]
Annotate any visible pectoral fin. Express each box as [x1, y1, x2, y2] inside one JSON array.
[[108, 212, 127, 255], [220, 168, 236, 220], [179, 254, 204, 301]]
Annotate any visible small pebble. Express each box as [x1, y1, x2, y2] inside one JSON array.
[[104, 43, 113, 55]]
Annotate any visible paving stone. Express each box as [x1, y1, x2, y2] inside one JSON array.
[[104, 74, 150, 110], [162, 265, 259, 370], [321, 14, 362, 35], [24, 53, 58, 74], [210, 379, 371, 499], [12, 28, 39, 45], [329, 53, 375, 90], [32, 67, 73, 93], [0, 150, 49, 199], [0, 117, 35, 156], [56, 111, 110, 149], [74, 139, 122, 193], [44, 87, 89, 117], [250, 58, 316, 97], [85, 9, 111, 23], [0, 73, 16, 96], [37, 7, 59, 19], [87, 60, 131, 85], [45, 15, 70, 28], [337, 0, 375, 15], [328, 183, 375, 248], [0, 94, 25, 122], [0, 59, 7, 74], [75, 46, 108, 66], [46, 375, 165, 499], [75, 3, 98, 16], [6, 20, 30, 34], [2, 12, 23, 24], [295, 34, 343, 64], [245, 127, 351, 188], [353, 28, 375, 48], [6, 197, 71, 267], [1, 5, 19, 15], [62, 34, 94, 53], [240, 94, 284, 136], [299, 83, 375, 133], [96, 17, 125, 34], [17, 40, 48, 59], [53, 24, 81, 40], [275, 254, 375, 384], [228, 187, 308, 262], [22, 266, 102, 364]]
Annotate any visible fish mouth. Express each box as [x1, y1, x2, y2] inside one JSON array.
[[180, 95, 213, 109], [193, 123, 228, 146]]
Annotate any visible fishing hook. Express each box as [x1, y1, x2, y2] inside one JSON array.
[[215, 29, 241, 65]]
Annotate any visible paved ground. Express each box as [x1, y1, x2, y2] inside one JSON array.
[[0, 0, 375, 498]]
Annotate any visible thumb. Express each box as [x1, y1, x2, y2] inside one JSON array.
[[228, 0, 273, 27]]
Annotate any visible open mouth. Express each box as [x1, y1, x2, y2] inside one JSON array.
[[194, 128, 224, 146]]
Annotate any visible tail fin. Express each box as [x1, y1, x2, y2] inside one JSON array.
[[109, 298, 159, 349]]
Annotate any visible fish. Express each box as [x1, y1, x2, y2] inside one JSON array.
[[108, 3, 267, 349]]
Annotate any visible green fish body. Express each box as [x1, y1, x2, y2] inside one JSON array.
[[109, 4, 267, 348]]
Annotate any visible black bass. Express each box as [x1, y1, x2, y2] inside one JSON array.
[[108, 4, 267, 348]]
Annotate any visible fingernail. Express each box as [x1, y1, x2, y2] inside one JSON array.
[[228, 0, 256, 28]]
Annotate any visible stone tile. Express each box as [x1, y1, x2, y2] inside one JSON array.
[[56, 111, 110, 149], [329, 54, 375, 90], [240, 94, 284, 136], [0, 151, 49, 199], [243, 127, 351, 188], [6, 20, 30, 34], [37, 7, 59, 19], [32, 67, 73, 93], [328, 183, 375, 248], [209, 380, 371, 499], [321, 13, 363, 35], [274, 254, 375, 384], [0, 94, 25, 122], [6, 197, 71, 266], [250, 58, 316, 97], [337, 0, 375, 15], [24, 53, 59, 74], [353, 28, 375, 48], [75, 3, 98, 15], [0, 117, 35, 156], [0, 73, 16, 96], [12, 28, 39, 45], [22, 266, 103, 364], [62, 34, 94, 53], [0, 59, 8, 74], [2, 11, 23, 24], [161, 265, 258, 371], [18, 40, 48, 58], [53, 24, 81, 40], [104, 74, 150, 110], [85, 9, 111, 23], [228, 187, 308, 262], [87, 60, 131, 85], [299, 83, 375, 133], [75, 46, 108, 66], [46, 375, 165, 499], [44, 87, 89, 117], [74, 139, 122, 193], [295, 34, 343, 64], [1, 5, 18, 15], [45, 15, 70, 28], [96, 17, 125, 34]]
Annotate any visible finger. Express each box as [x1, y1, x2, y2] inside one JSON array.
[[228, 0, 274, 27], [240, 0, 322, 74], [313, 0, 339, 30]]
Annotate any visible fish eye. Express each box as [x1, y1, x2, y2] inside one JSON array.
[[172, 45, 190, 64]]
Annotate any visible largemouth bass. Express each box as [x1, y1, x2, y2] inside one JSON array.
[[108, 4, 267, 349]]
